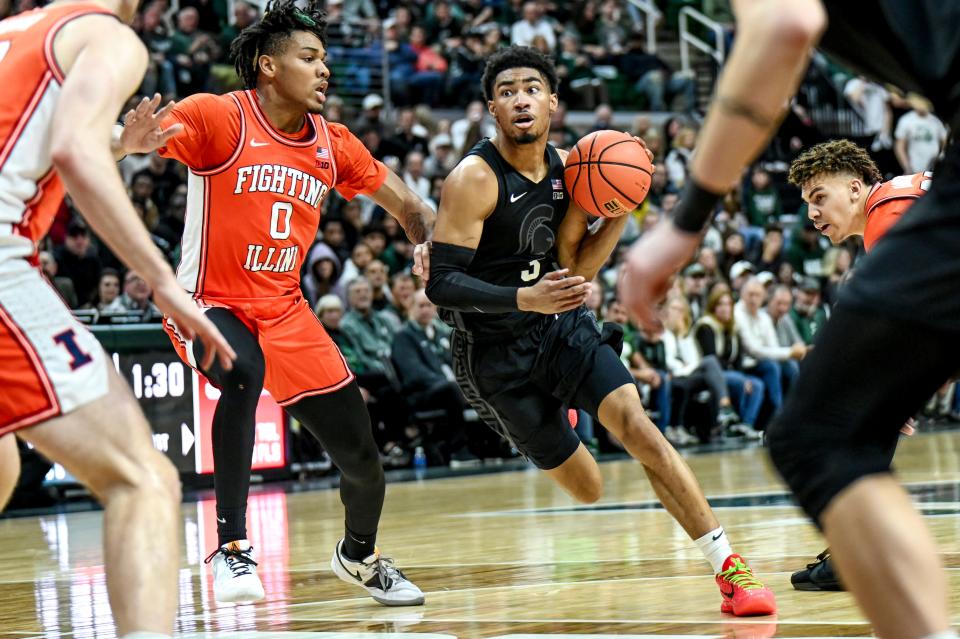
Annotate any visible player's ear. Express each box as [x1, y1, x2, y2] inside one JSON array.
[[487, 99, 496, 117], [849, 178, 862, 201], [258, 54, 277, 81], [549, 91, 558, 113]]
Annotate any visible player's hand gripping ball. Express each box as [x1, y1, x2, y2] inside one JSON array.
[[564, 130, 654, 218]]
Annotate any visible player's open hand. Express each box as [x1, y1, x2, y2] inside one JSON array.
[[120, 93, 185, 155], [618, 220, 702, 332], [413, 241, 431, 281], [152, 280, 237, 372], [517, 268, 590, 314]]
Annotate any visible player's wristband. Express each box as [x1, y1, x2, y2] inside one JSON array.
[[111, 123, 127, 162], [426, 241, 519, 313], [672, 178, 723, 233]]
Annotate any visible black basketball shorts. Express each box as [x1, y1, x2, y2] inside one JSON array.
[[451, 307, 634, 469]]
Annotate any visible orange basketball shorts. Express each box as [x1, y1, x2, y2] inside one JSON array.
[[0, 262, 109, 435], [164, 295, 354, 406]]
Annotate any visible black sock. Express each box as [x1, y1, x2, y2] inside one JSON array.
[[217, 506, 248, 547], [342, 525, 377, 560]]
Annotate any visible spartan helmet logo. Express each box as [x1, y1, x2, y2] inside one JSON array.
[[517, 203, 556, 256]]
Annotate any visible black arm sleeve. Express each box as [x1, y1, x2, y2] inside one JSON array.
[[672, 177, 723, 233], [425, 241, 519, 313]]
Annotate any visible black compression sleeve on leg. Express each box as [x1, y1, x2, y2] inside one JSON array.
[[193, 308, 265, 547], [425, 241, 519, 313], [285, 381, 385, 557], [672, 178, 722, 233]]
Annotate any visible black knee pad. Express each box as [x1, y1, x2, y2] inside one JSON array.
[[193, 308, 266, 394], [218, 355, 265, 394], [768, 396, 893, 527]]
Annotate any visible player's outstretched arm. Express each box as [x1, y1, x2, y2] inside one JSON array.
[[619, 0, 826, 329], [369, 170, 435, 245], [425, 158, 590, 315], [112, 93, 186, 160], [49, 18, 235, 371]]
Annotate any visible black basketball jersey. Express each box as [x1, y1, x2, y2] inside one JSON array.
[[440, 138, 570, 338], [820, 0, 960, 128]]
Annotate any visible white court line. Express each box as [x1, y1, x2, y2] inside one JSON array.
[[176, 633, 455, 638], [487, 635, 724, 639], [454, 506, 805, 518], [209, 572, 796, 615], [7, 563, 960, 588], [457, 503, 960, 518], [452, 478, 960, 518], [487, 635, 876, 639], [212, 614, 872, 627], [6, 562, 960, 586]]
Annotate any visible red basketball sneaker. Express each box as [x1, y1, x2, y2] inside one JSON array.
[[716, 554, 777, 616]]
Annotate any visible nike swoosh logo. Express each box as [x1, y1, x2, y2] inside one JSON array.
[[337, 553, 364, 582], [510, 192, 527, 203], [250, 139, 268, 147], [217, 516, 226, 524], [711, 532, 723, 541], [720, 586, 735, 599]]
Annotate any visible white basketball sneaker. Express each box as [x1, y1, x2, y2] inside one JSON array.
[[205, 540, 265, 603], [330, 539, 425, 606]]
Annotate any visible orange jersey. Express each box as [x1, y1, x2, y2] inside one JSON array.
[[0, 3, 116, 264], [863, 172, 931, 252], [159, 90, 387, 301]]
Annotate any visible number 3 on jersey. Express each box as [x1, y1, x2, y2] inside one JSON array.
[[520, 259, 540, 282], [270, 201, 293, 240]]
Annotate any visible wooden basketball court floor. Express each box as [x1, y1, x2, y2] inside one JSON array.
[[1, 430, 960, 638]]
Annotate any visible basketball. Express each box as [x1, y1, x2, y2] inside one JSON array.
[[564, 130, 653, 218]]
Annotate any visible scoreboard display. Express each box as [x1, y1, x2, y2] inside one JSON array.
[[44, 325, 287, 485], [113, 349, 286, 475]]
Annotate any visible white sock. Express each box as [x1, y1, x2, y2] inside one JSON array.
[[120, 634, 172, 639], [694, 526, 733, 574], [920, 632, 959, 639]]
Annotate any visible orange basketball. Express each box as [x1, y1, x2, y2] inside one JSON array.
[[564, 130, 653, 218]]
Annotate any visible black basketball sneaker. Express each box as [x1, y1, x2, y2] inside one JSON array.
[[791, 548, 844, 591]]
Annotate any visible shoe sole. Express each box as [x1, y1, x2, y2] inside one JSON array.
[[212, 564, 265, 603], [215, 591, 265, 604], [720, 602, 777, 617], [372, 593, 426, 606], [791, 580, 844, 592], [722, 598, 777, 616], [213, 577, 265, 604], [330, 553, 425, 607]]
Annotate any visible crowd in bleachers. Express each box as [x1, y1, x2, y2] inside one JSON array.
[[14, 0, 956, 468]]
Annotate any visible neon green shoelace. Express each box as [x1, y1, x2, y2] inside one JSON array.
[[719, 558, 764, 590]]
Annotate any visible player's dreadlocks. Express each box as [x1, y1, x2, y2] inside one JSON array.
[[481, 45, 559, 102], [230, 0, 328, 90], [788, 139, 882, 188]]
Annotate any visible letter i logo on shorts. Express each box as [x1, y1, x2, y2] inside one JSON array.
[[53, 329, 93, 370]]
